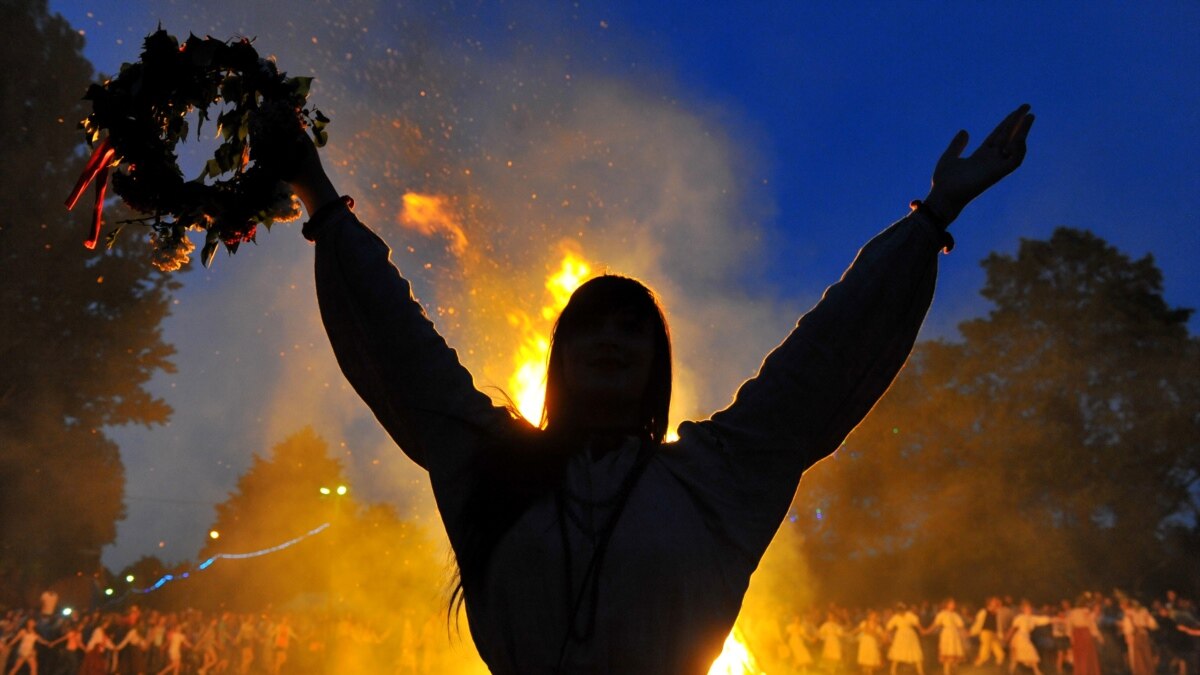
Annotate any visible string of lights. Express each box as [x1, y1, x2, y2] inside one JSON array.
[[95, 522, 332, 608]]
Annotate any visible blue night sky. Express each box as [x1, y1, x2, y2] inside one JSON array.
[[47, 1, 1199, 570]]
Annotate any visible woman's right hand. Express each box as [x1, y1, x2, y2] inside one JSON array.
[[285, 135, 340, 215], [250, 104, 339, 215], [922, 104, 1035, 226]]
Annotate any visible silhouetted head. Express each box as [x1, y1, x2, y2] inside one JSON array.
[[543, 275, 672, 442]]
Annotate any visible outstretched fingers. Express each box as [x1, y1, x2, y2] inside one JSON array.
[[980, 104, 1032, 151], [1004, 113, 1035, 159], [939, 130, 970, 165]]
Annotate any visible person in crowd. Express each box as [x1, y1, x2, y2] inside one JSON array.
[[270, 614, 297, 675], [4, 618, 56, 675], [888, 603, 925, 675], [1067, 595, 1104, 675], [926, 598, 966, 675], [1006, 600, 1052, 675], [1051, 600, 1072, 674], [973, 596, 1007, 667], [1118, 597, 1158, 675], [155, 620, 191, 675], [53, 622, 86, 675], [1155, 601, 1191, 675], [820, 611, 846, 673], [114, 619, 148, 675], [79, 618, 116, 675], [787, 613, 816, 674], [856, 610, 885, 675], [234, 615, 256, 675]]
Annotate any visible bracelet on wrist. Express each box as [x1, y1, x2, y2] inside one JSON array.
[[909, 200, 955, 254], [302, 195, 354, 242]]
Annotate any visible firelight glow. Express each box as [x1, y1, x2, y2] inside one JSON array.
[[707, 626, 761, 675], [508, 250, 593, 424], [398, 192, 469, 256]]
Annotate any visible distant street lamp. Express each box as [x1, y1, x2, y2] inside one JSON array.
[[125, 574, 135, 583], [209, 530, 220, 540], [336, 485, 348, 496]]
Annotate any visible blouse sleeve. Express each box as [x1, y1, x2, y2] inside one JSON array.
[[670, 211, 947, 570], [306, 203, 515, 520]]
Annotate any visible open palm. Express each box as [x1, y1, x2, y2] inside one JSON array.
[[925, 104, 1035, 224]]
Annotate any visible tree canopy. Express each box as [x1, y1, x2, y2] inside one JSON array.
[[791, 227, 1200, 604], [0, 0, 178, 604], [185, 427, 444, 617]]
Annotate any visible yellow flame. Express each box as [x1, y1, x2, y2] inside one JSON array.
[[508, 250, 592, 424], [707, 627, 761, 675], [398, 192, 469, 255]]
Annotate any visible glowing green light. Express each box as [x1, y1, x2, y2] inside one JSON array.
[[125, 574, 135, 582], [105, 588, 114, 596]]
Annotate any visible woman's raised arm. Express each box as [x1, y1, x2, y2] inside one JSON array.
[[672, 105, 1034, 566], [285, 138, 515, 509]]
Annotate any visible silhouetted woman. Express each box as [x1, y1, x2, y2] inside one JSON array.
[[280, 104, 1033, 674]]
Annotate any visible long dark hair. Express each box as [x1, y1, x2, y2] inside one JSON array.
[[449, 274, 672, 618]]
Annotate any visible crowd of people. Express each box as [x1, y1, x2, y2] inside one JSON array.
[[2, 589, 1198, 674], [0, 595, 447, 675], [761, 591, 1200, 675]]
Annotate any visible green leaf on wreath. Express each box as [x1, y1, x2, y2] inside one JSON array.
[[184, 34, 219, 68], [104, 224, 125, 250], [200, 159, 222, 181], [289, 76, 313, 97]]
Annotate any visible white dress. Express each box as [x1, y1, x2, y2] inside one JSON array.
[[887, 612, 924, 664], [787, 621, 813, 667], [1010, 614, 1050, 664], [857, 622, 882, 668], [820, 621, 844, 663], [311, 203, 944, 673], [934, 610, 965, 659]]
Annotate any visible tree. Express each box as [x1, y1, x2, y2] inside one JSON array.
[[0, 0, 177, 604], [794, 227, 1200, 603], [192, 427, 346, 609], [191, 427, 444, 616]]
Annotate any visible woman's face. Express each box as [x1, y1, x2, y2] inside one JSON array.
[[559, 306, 656, 414]]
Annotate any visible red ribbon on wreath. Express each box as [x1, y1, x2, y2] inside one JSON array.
[[64, 137, 116, 250]]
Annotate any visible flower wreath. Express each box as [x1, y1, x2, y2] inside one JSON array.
[[65, 28, 329, 271]]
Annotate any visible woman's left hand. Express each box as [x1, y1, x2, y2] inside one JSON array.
[[923, 104, 1035, 226]]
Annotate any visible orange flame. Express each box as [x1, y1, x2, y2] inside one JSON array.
[[398, 192, 469, 255], [507, 250, 592, 424], [708, 626, 762, 675]]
